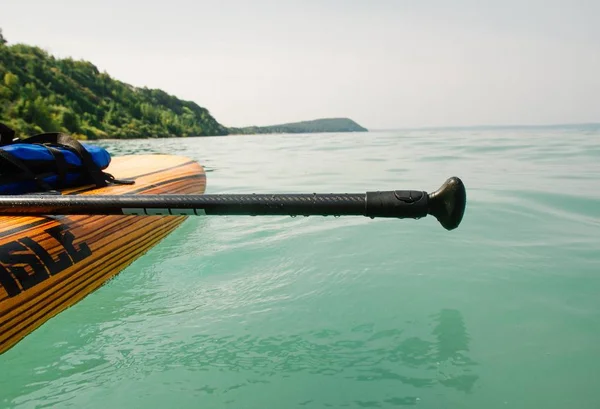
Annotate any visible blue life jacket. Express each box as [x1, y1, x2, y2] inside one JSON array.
[[0, 123, 133, 195]]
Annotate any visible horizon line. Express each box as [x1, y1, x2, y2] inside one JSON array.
[[367, 121, 600, 132]]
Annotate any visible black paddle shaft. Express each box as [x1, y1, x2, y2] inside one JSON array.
[[0, 177, 466, 230]]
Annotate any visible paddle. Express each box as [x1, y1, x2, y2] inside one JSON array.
[[0, 177, 466, 231]]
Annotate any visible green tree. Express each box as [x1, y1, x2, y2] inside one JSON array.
[[0, 39, 229, 139], [60, 109, 81, 133], [3, 72, 18, 89]]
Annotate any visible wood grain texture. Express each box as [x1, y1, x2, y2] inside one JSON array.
[[0, 154, 206, 354]]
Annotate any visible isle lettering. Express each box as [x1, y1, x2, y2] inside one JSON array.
[[0, 225, 92, 297]]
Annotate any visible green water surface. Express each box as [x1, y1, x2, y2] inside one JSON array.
[[1, 127, 599, 408]]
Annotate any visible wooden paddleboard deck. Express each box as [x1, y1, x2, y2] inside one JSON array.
[[0, 154, 206, 354]]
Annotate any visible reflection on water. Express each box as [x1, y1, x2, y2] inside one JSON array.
[[350, 309, 477, 394], [145, 310, 475, 389], [433, 310, 478, 393], [8, 309, 477, 408]]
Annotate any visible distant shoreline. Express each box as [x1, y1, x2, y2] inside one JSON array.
[[227, 118, 368, 135], [92, 121, 599, 142]]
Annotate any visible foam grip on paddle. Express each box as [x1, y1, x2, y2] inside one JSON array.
[[426, 177, 466, 231], [365, 189, 429, 219]]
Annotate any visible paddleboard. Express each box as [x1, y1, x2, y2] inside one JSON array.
[[0, 154, 206, 354]]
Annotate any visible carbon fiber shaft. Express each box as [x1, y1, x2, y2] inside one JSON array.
[[200, 193, 367, 216], [0, 193, 369, 216], [0, 191, 430, 219]]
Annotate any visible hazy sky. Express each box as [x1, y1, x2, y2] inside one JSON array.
[[1, 0, 599, 129]]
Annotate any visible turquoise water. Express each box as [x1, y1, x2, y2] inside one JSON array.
[[2, 127, 600, 408]]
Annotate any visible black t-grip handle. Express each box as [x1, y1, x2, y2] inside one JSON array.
[[365, 190, 428, 219], [365, 177, 466, 230], [427, 177, 466, 231]]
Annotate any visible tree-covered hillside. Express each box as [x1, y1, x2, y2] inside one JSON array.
[[0, 29, 227, 139], [229, 118, 368, 135]]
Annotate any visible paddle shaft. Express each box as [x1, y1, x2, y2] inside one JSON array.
[[0, 177, 467, 230], [0, 191, 428, 218]]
